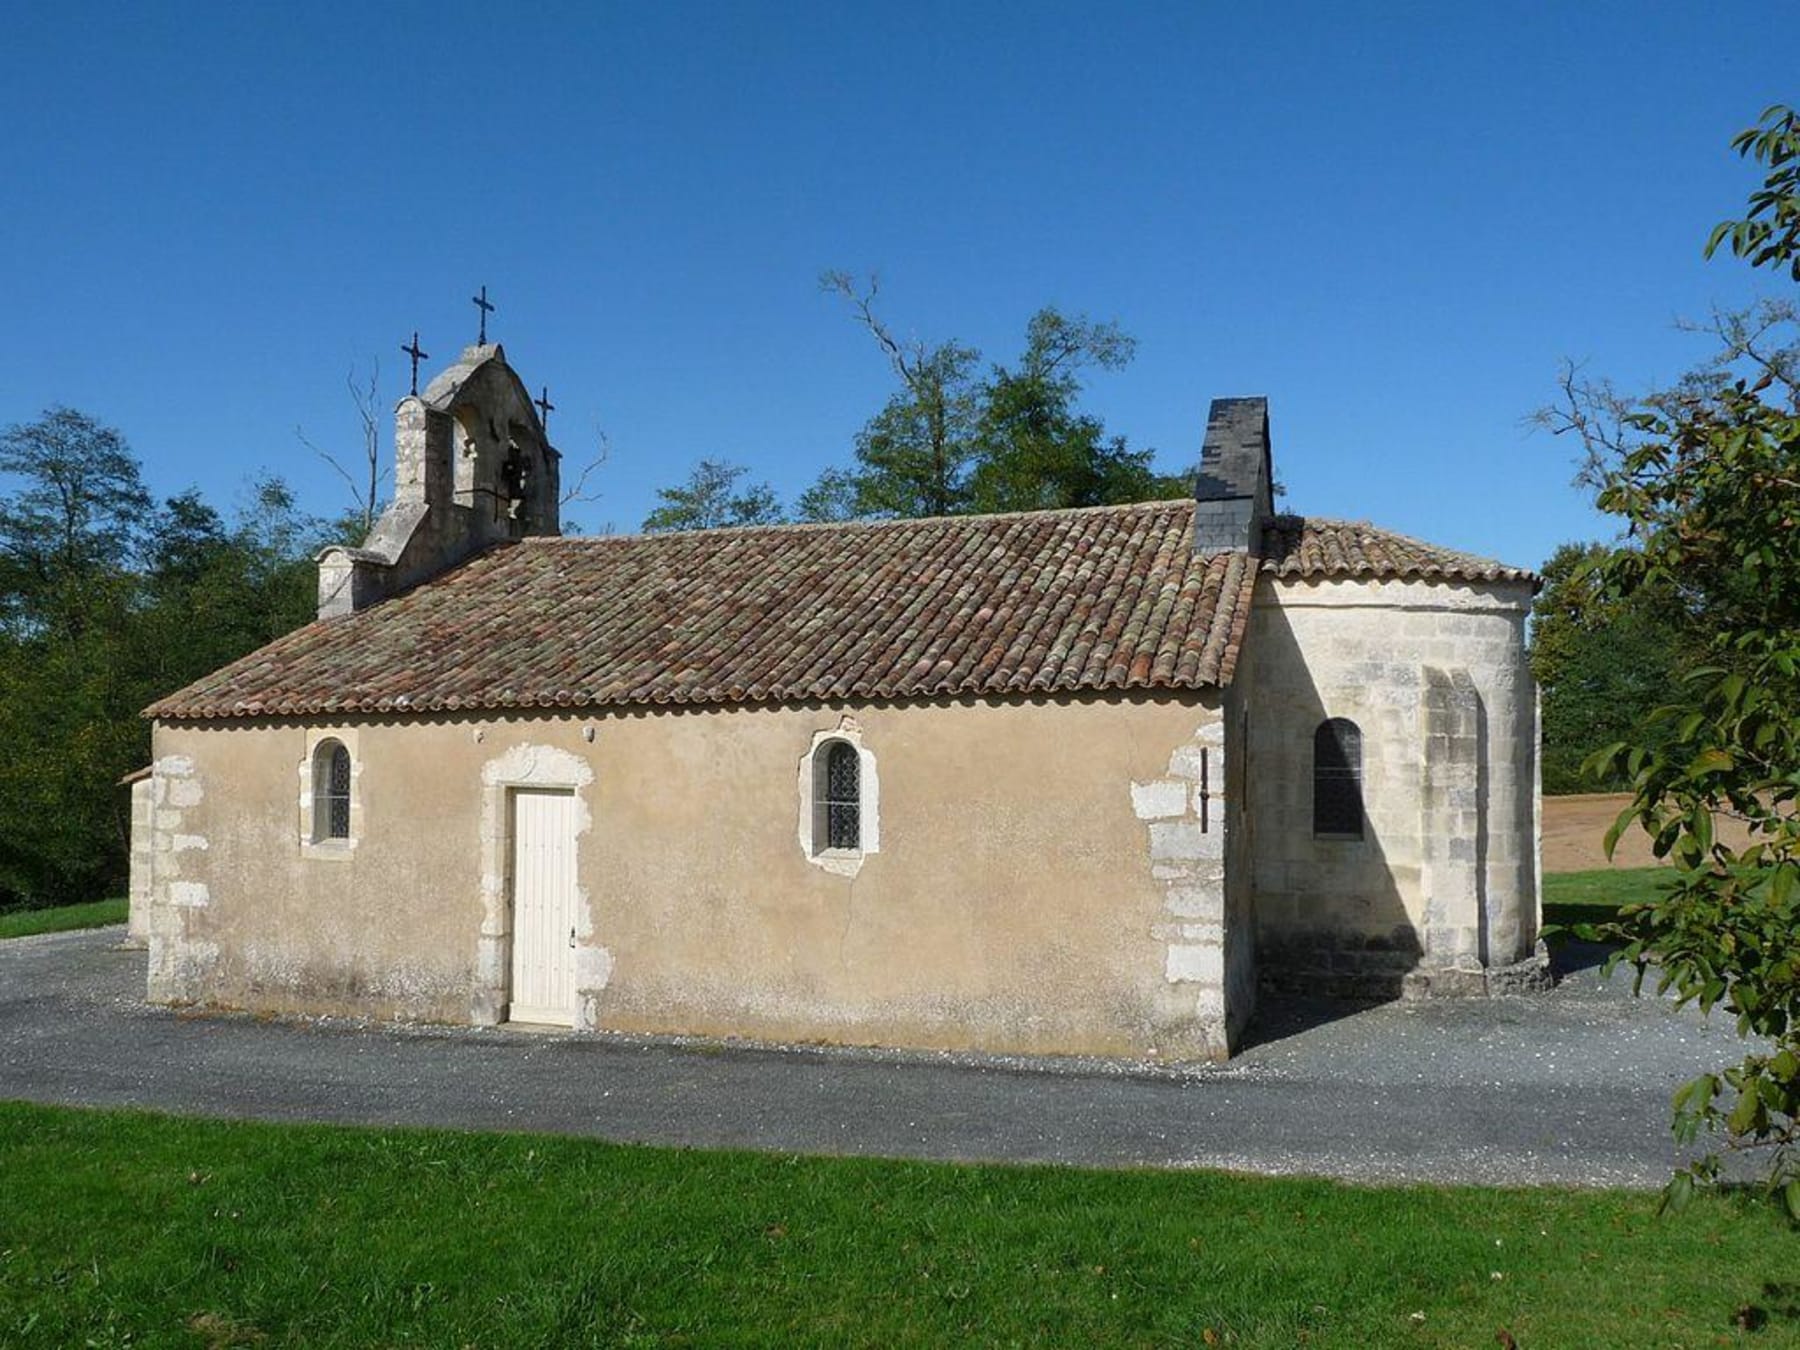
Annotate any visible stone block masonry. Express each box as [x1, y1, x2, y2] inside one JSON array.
[[144, 755, 217, 1003], [126, 776, 154, 945], [1242, 572, 1543, 999], [1134, 717, 1247, 1058]]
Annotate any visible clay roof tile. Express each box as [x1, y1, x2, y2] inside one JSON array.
[[144, 504, 1530, 721]]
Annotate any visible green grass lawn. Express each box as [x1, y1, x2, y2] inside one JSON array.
[[0, 1104, 1794, 1348], [1541, 867, 1669, 932], [0, 896, 126, 940]]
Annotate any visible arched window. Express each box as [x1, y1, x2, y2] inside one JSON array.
[[313, 739, 352, 842], [1313, 718, 1363, 838], [816, 740, 861, 852]]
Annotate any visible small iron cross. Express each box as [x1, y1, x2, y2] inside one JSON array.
[[534, 385, 555, 433], [401, 331, 429, 396], [472, 285, 495, 345]]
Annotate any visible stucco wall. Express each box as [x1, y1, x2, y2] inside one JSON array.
[[1240, 573, 1539, 996], [145, 693, 1242, 1060]]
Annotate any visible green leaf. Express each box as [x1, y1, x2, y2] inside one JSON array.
[[1691, 807, 1713, 858], [1726, 1089, 1763, 1138], [1602, 804, 1636, 861], [1771, 864, 1797, 910], [1659, 1170, 1695, 1216], [1688, 749, 1735, 776]]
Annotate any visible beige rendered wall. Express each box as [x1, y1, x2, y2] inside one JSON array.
[[1238, 573, 1540, 997], [144, 692, 1245, 1060]]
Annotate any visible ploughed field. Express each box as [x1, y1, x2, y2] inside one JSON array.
[[1542, 792, 1757, 873]]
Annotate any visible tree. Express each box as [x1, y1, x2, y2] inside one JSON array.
[[133, 477, 324, 696], [1528, 541, 1694, 793], [296, 360, 385, 538], [1551, 105, 1800, 1216], [969, 307, 1183, 512], [0, 406, 150, 636], [814, 272, 982, 519], [0, 407, 328, 909], [642, 459, 784, 533], [806, 276, 1178, 521], [0, 408, 153, 906], [1706, 104, 1800, 281]]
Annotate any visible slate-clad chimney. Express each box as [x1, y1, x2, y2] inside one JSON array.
[[1192, 396, 1273, 554]]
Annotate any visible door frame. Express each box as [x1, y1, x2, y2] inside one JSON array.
[[472, 742, 595, 1028]]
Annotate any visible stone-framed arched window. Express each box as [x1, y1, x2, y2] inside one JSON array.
[[797, 722, 880, 876], [1313, 718, 1364, 839], [312, 739, 352, 842]]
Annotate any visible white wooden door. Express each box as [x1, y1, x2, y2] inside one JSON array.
[[508, 788, 578, 1026]]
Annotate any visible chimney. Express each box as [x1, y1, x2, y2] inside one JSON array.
[[1192, 396, 1273, 554]]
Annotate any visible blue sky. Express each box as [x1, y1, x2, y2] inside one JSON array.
[[1, 2, 1788, 567]]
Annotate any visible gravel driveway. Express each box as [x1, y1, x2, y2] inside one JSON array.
[[0, 927, 1752, 1189]]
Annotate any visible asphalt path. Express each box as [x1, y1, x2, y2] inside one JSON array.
[[0, 927, 1749, 1188]]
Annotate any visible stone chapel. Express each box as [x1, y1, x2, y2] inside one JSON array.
[[130, 342, 1546, 1061]]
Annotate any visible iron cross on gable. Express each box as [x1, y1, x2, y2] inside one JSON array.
[[534, 386, 555, 433], [471, 285, 495, 345], [401, 331, 429, 396]]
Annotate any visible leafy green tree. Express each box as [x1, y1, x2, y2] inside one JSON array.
[[792, 467, 863, 525], [642, 459, 784, 533], [133, 478, 323, 699], [1529, 542, 1694, 793], [807, 275, 1178, 520], [969, 308, 1182, 512], [1555, 105, 1800, 1216], [0, 407, 325, 909], [0, 406, 150, 637], [1706, 104, 1800, 281], [813, 272, 982, 519], [0, 407, 153, 906]]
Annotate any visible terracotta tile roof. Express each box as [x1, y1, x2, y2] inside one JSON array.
[[146, 500, 1260, 722], [1260, 515, 1537, 585]]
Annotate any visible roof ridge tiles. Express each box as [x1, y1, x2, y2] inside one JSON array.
[[145, 501, 1536, 721], [523, 495, 1184, 548]]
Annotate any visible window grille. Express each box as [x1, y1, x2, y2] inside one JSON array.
[[314, 740, 352, 842], [1313, 719, 1363, 838], [821, 741, 860, 851]]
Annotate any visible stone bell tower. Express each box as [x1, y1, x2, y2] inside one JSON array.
[[316, 343, 561, 618]]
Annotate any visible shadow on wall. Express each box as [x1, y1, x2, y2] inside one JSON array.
[[1241, 596, 1428, 1014]]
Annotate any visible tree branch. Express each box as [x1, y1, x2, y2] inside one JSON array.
[[561, 423, 610, 506]]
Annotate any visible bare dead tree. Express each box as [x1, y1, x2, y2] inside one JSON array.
[[819, 269, 982, 517], [1534, 300, 1800, 495], [820, 269, 921, 385], [560, 421, 610, 508], [1530, 359, 1640, 493], [1674, 298, 1800, 402], [296, 360, 387, 537]]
